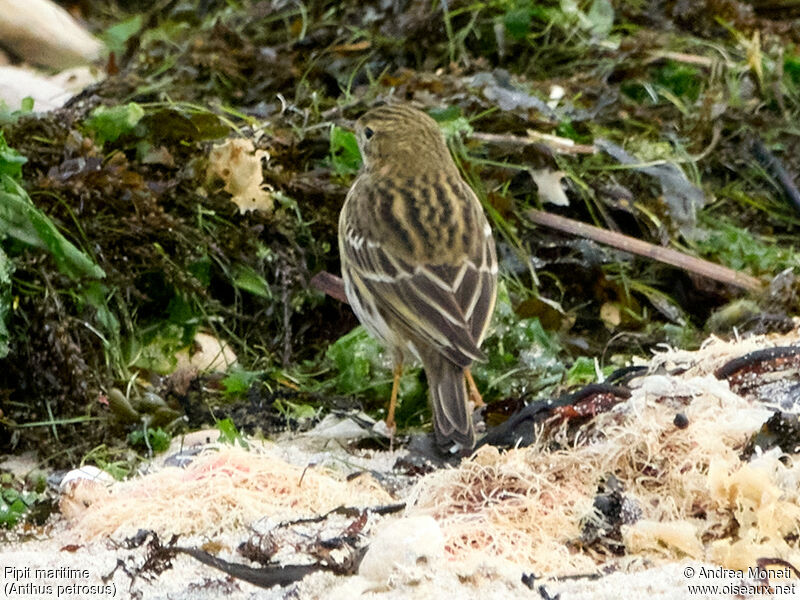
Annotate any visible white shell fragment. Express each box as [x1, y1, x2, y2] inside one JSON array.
[[58, 465, 114, 521], [358, 516, 446, 583]]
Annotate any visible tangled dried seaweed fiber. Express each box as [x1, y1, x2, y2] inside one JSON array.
[[407, 328, 800, 575]]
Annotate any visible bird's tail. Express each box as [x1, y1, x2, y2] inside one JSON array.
[[423, 353, 475, 449]]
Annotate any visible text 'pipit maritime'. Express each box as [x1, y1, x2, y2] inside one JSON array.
[[338, 104, 498, 448]]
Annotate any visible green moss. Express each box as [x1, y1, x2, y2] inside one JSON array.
[[84, 103, 145, 146], [127, 426, 171, 453], [696, 220, 800, 276]]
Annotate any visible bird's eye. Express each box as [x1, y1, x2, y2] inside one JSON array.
[[363, 127, 374, 140]]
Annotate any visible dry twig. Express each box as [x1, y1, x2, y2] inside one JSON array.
[[526, 209, 764, 292]]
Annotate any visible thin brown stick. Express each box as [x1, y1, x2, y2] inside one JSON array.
[[470, 131, 596, 155], [310, 271, 347, 303], [645, 51, 716, 67], [526, 209, 764, 292]]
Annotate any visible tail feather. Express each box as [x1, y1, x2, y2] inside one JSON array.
[[423, 353, 475, 448]]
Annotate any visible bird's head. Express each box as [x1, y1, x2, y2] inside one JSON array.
[[354, 104, 454, 176]]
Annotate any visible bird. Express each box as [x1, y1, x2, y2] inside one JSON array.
[[338, 104, 498, 448]]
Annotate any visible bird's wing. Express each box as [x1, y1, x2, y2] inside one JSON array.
[[454, 181, 498, 347], [340, 180, 497, 368]]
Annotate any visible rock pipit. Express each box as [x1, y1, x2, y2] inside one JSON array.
[[338, 104, 498, 448]]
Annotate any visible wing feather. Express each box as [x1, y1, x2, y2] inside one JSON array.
[[340, 177, 497, 367]]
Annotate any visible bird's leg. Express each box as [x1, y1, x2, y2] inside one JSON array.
[[465, 368, 485, 408], [386, 361, 403, 432]]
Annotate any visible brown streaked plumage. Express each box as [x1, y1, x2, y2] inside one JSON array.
[[338, 104, 498, 448]]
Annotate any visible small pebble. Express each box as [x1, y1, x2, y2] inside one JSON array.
[[674, 413, 689, 429]]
